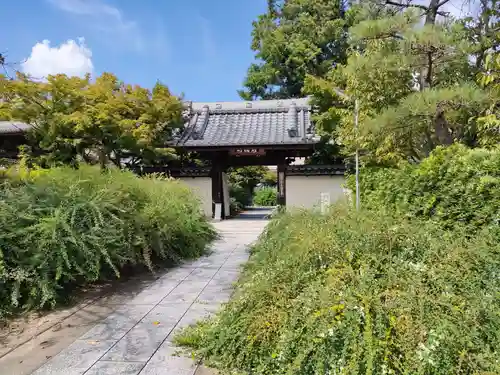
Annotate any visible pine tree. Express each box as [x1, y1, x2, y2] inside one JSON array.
[[305, 0, 497, 165]]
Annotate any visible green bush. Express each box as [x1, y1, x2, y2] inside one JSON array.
[[0, 165, 216, 319], [229, 197, 244, 216], [230, 183, 251, 209], [175, 206, 500, 375], [261, 170, 277, 187], [253, 187, 278, 206], [348, 144, 500, 234]]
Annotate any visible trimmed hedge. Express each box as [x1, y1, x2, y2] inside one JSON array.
[[0, 166, 216, 318], [348, 144, 500, 234], [176, 207, 500, 375]]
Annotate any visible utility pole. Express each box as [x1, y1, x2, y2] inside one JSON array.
[[332, 87, 361, 210], [354, 98, 360, 210]]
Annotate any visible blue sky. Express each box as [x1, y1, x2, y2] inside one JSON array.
[[0, 0, 268, 101]]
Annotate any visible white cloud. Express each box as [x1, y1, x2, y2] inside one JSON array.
[[199, 16, 216, 60], [47, 0, 121, 18], [47, 0, 144, 51], [22, 38, 93, 78]]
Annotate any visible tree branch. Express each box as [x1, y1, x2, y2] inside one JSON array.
[[385, 0, 428, 11], [385, 0, 448, 16], [437, 0, 452, 7]]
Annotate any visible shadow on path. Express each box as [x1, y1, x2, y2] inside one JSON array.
[[8, 219, 268, 375]]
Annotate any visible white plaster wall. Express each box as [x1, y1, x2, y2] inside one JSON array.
[[178, 177, 212, 218], [286, 175, 347, 210]]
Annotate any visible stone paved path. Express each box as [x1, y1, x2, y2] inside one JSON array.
[[30, 218, 268, 375]]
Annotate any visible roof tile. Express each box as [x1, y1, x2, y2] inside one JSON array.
[[179, 98, 316, 147]]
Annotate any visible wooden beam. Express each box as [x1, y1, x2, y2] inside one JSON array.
[[210, 153, 228, 220], [176, 143, 316, 153]]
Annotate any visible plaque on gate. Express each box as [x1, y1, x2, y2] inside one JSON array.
[[229, 148, 266, 156]]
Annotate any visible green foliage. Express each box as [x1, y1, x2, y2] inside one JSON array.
[[476, 52, 500, 147], [229, 184, 250, 215], [176, 206, 500, 374], [229, 197, 245, 217], [253, 187, 277, 207], [360, 85, 489, 161], [228, 166, 268, 192], [229, 168, 278, 211], [240, 0, 349, 100], [304, 3, 496, 165], [347, 144, 500, 234], [0, 72, 183, 169], [228, 166, 268, 209], [261, 169, 277, 187], [0, 165, 216, 319]]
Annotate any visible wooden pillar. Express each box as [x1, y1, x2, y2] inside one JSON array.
[[277, 162, 286, 206], [211, 153, 228, 220]]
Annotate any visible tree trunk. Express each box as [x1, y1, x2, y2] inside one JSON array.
[[424, 0, 440, 25], [433, 110, 453, 146], [98, 147, 107, 171], [419, 0, 441, 90]]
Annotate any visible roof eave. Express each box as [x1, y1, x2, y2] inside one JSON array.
[[174, 141, 320, 152]]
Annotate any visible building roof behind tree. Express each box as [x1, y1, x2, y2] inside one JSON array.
[[177, 98, 318, 148], [0, 121, 32, 134]]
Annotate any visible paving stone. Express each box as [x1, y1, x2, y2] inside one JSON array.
[[24, 218, 268, 375], [160, 267, 195, 281], [31, 368, 88, 375], [221, 258, 249, 269], [210, 271, 239, 285], [139, 365, 196, 375], [196, 289, 232, 304], [183, 268, 219, 281], [194, 366, 219, 375], [102, 321, 176, 362], [31, 339, 116, 375], [141, 304, 192, 323], [80, 305, 154, 341], [126, 278, 182, 305], [143, 343, 197, 374], [183, 254, 229, 269], [0, 303, 119, 375], [85, 361, 145, 375], [128, 289, 171, 305], [159, 281, 208, 304], [148, 277, 183, 290], [176, 303, 220, 328]]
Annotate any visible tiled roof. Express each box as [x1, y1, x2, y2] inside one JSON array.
[[177, 98, 318, 147], [0, 121, 31, 134]]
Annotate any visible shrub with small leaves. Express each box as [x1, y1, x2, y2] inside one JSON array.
[[175, 206, 500, 375], [0, 165, 216, 319]]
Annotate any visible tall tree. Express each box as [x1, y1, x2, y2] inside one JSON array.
[[239, 0, 350, 100], [305, 1, 494, 165]]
